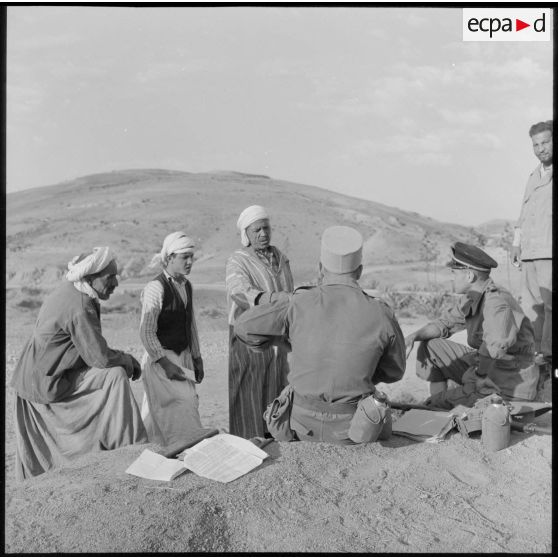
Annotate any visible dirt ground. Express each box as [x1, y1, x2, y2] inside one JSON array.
[[4, 297, 553, 554]]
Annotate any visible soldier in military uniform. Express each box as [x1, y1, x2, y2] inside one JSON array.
[[234, 226, 406, 444], [405, 242, 539, 410]]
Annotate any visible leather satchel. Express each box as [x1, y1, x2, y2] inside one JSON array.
[[263, 384, 296, 441]]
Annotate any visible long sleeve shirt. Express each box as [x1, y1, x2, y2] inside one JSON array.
[[234, 276, 406, 404], [432, 278, 535, 361], [11, 281, 131, 404], [225, 245, 294, 325], [139, 271, 201, 361], [516, 164, 552, 260]]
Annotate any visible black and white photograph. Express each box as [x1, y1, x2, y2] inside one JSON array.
[[4, 4, 553, 554]]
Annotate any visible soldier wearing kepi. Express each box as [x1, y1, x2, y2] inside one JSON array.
[[235, 226, 406, 444], [405, 242, 539, 410]]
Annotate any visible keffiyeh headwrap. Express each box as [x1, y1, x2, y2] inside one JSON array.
[[160, 231, 195, 262], [66, 246, 116, 299], [236, 205, 269, 247]]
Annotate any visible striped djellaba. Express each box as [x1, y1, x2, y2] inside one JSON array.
[[226, 246, 294, 438]]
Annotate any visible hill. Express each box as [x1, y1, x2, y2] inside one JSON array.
[[6, 169, 481, 290]]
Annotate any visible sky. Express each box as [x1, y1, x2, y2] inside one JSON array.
[[6, 6, 553, 226]]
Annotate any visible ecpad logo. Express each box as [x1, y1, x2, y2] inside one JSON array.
[[463, 9, 551, 42]]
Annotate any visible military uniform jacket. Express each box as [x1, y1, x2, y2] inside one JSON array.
[[517, 164, 552, 260], [234, 275, 406, 404], [433, 278, 535, 362]]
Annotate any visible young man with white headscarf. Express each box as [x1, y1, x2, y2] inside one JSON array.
[[226, 205, 294, 438], [11, 247, 147, 481], [139, 232, 208, 447]]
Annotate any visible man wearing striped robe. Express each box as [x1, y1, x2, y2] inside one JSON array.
[[226, 205, 294, 438]]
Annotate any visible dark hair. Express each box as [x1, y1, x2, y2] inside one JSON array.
[[529, 120, 553, 137]]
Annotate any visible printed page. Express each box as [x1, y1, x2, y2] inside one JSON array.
[[182, 434, 268, 483], [125, 449, 188, 482], [211, 433, 269, 460]]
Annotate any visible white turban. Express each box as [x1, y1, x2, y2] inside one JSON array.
[[236, 205, 269, 247], [66, 246, 116, 282], [66, 246, 116, 300], [160, 231, 195, 261]]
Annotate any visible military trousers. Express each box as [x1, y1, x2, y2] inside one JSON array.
[[416, 338, 476, 384], [521, 259, 552, 359], [290, 394, 358, 445], [417, 338, 539, 409], [416, 338, 484, 409]]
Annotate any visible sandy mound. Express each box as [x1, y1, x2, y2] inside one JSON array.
[[5, 422, 551, 554], [4, 302, 551, 554]]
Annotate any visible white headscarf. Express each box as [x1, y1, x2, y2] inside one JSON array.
[[236, 205, 269, 247], [66, 246, 116, 299], [160, 231, 195, 263]]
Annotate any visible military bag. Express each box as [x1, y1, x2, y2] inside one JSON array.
[[263, 384, 296, 441]]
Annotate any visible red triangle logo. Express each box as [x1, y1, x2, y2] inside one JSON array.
[[516, 19, 530, 31]]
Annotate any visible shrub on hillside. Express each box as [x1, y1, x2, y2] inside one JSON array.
[[413, 291, 455, 319], [21, 286, 43, 297], [16, 298, 43, 310], [379, 288, 414, 313], [379, 285, 455, 320]]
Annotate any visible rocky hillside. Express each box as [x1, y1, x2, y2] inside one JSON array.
[[7, 169, 481, 289]]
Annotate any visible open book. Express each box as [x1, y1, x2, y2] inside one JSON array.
[[125, 449, 188, 482], [126, 433, 270, 483], [181, 433, 269, 483], [392, 409, 456, 443]]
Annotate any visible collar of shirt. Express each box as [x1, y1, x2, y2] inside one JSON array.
[[540, 163, 552, 177], [253, 246, 278, 268], [254, 246, 273, 257], [321, 275, 361, 289], [461, 278, 494, 317], [163, 269, 186, 284]]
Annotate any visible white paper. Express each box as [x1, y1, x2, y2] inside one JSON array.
[[179, 366, 196, 383], [182, 433, 268, 483], [126, 449, 188, 482]]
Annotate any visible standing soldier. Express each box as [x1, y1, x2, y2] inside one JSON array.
[[511, 121, 552, 386]]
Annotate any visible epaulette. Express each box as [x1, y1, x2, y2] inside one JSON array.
[[377, 297, 394, 312]]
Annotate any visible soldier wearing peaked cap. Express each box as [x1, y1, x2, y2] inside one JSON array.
[[405, 242, 540, 410], [234, 226, 406, 444]]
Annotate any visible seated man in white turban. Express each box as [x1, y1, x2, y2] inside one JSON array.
[[226, 205, 294, 438], [139, 232, 208, 447], [11, 247, 147, 481]]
